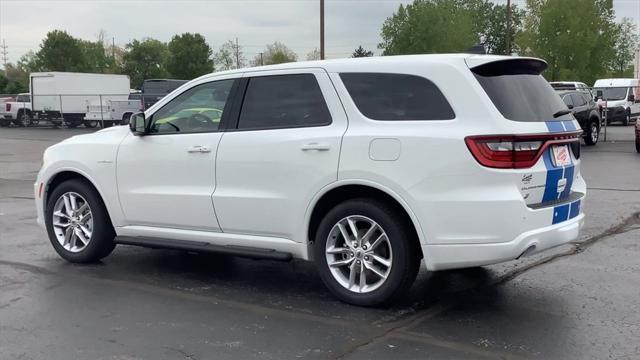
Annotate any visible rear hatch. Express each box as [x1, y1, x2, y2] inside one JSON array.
[[465, 58, 583, 220]]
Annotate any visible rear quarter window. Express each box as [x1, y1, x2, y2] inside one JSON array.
[[340, 73, 455, 121]]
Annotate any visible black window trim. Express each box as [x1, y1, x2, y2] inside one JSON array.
[[339, 72, 456, 122], [144, 78, 240, 136], [226, 73, 333, 132]]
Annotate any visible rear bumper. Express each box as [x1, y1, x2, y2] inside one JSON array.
[[423, 212, 584, 271]]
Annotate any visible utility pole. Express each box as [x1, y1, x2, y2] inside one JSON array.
[[235, 37, 240, 69], [505, 0, 512, 55], [320, 0, 325, 60], [259, 52, 264, 66], [0, 40, 8, 69], [112, 37, 115, 61]]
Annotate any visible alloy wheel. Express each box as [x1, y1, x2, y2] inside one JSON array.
[[590, 122, 598, 143], [52, 192, 93, 253], [325, 215, 392, 293]]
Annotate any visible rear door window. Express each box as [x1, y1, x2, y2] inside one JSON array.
[[562, 95, 573, 108], [472, 59, 572, 121], [237, 74, 332, 130], [340, 73, 455, 121], [570, 94, 587, 107]]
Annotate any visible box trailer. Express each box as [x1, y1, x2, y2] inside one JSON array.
[[30, 72, 131, 127]]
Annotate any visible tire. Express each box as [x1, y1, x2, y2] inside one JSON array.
[[0, 118, 9, 127], [13, 111, 30, 127], [584, 119, 599, 146], [84, 120, 99, 128], [102, 120, 114, 128], [314, 198, 420, 306], [45, 179, 116, 263], [623, 111, 630, 126]]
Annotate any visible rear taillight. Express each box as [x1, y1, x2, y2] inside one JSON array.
[[465, 132, 581, 169], [5, 103, 11, 111]]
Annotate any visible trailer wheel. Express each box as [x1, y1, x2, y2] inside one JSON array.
[[84, 120, 99, 128], [64, 116, 83, 128], [102, 120, 114, 128]]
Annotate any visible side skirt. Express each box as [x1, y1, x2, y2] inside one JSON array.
[[115, 236, 293, 261]]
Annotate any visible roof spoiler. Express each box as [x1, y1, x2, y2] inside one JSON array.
[[467, 57, 548, 76]]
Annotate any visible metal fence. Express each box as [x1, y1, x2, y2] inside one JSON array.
[[0, 92, 172, 128]]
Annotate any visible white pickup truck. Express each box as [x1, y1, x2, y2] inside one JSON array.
[[84, 99, 142, 127], [1, 93, 33, 127]]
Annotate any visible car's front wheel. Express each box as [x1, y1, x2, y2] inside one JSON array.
[[45, 179, 116, 263], [314, 199, 420, 306]]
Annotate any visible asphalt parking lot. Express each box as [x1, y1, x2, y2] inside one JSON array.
[[1, 125, 639, 360]]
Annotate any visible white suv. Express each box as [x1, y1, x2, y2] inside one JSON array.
[[35, 55, 586, 306]]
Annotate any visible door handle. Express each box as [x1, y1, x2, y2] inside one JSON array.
[[187, 145, 211, 153], [301, 143, 330, 151]]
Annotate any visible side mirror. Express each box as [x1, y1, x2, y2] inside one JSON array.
[[628, 94, 635, 102], [129, 112, 148, 136], [567, 104, 574, 109]]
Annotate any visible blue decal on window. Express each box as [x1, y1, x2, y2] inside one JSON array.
[[545, 121, 564, 132], [563, 121, 577, 131]]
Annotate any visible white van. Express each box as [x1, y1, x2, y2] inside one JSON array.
[[593, 78, 640, 125]]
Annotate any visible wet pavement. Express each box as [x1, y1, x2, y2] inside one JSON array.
[[1, 125, 639, 359]]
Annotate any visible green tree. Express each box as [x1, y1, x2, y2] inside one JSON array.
[[17, 51, 42, 72], [167, 33, 214, 79], [518, 0, 617, 85], [257, 42, 297, 65], [306, 48, 321, 61], [122, 38, 169, 88], [214, 40, 245, 71], [352, 46, 374, 58], [79, 40, 116, 73], [36, 30, 85, 71], [611, 18, 639, 77], [379, 0, 479, 55], [476, 2, 525, 54]]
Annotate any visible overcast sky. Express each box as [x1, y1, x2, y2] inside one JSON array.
[[0, 0, 639, 65]]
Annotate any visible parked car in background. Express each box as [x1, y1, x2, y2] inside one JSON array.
[[550, 81, 592, 96], [30, 72, 131, 127], [35, 55, 586, 306], [1, 93, 32, 127], [140, 79, 187, 110], [593, 78, 640, 125], [557, 90, 602, 145], [84, 99, 142, 127]]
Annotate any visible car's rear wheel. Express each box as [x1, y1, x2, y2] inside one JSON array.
[[14, 111, 30, 127], [314, 198, 420, 306], [45, 179, 116, 263], [584, 119, 599, 146]]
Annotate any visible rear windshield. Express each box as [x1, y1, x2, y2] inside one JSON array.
[[142, 80, 187, 95], [472, 60, 571, 122], [16, 94, 30, 102]]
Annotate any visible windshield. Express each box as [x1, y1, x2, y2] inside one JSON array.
[[16, 94, 30, 102], [472, 60, 571, 122], [593, 87, 628, 101], [142, 80, 187, 95]]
